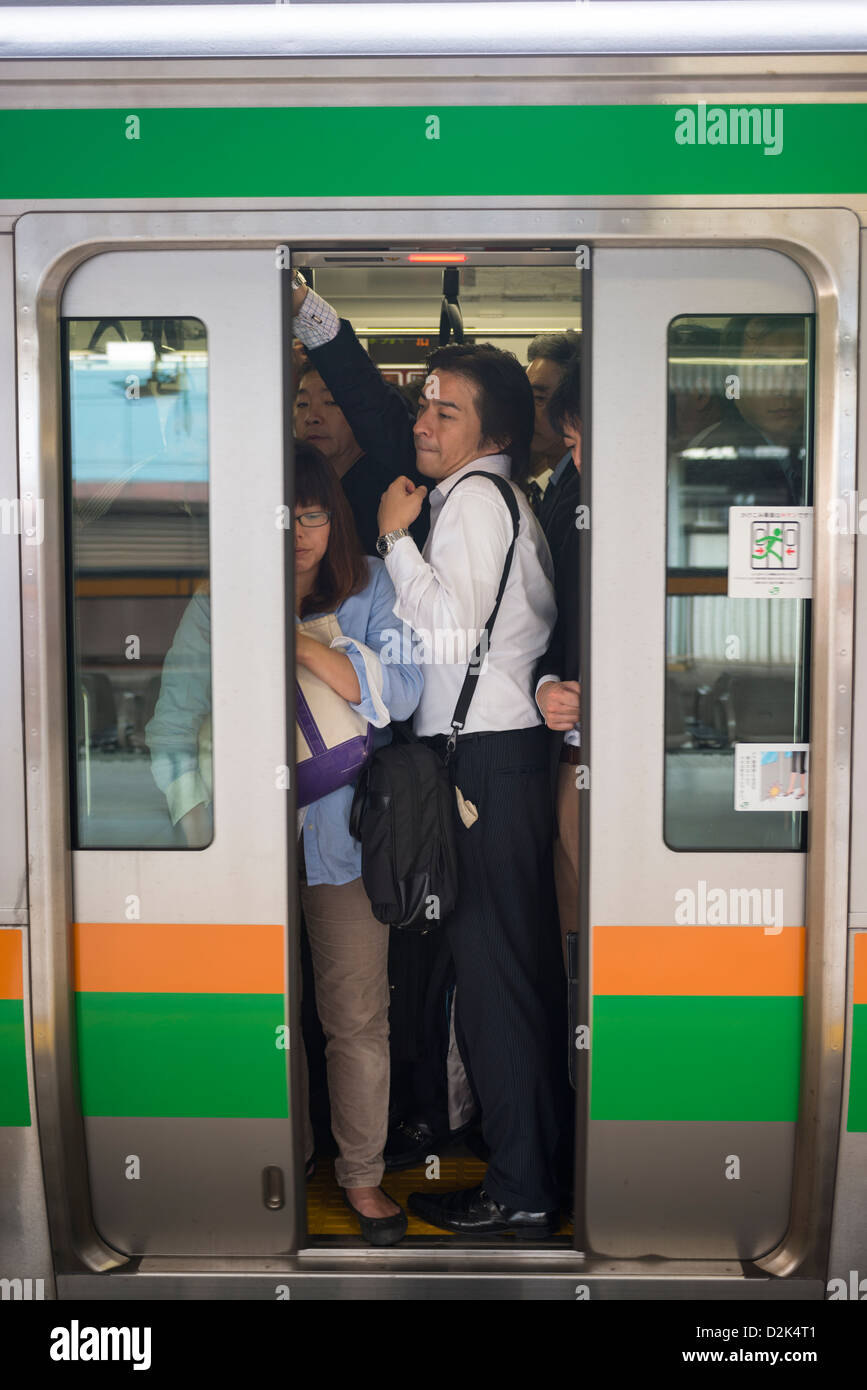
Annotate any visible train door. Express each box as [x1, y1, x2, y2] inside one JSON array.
[[25, 225, 831, 1278], [587, 248, 814, 1257], [60, 250, 298, 1256]]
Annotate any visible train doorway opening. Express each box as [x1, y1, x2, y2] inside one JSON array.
[[286, 249, 587, 1250]]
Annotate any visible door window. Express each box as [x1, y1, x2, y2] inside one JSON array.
[[665, 313, 814, 850], [64, 316, 212, 848]]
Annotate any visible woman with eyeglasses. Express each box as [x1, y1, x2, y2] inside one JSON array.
[[293, 441, 423, 1245]]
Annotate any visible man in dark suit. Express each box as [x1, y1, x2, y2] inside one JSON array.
[[678, 314, 810, 509], [534, 356, 583, 957], [524, 330, 582, 511]]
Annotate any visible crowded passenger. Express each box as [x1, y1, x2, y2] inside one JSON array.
[[524, 329, 581, 509], [667, 322, 725, 456], [373, 343, 569, 1236], [293, 278, 464, 1167], [293, 441, 425, 1245], [678, 314, 809, 506], [291, 271, 429, 554], [534, 355, 583, 956], [144, 585, 212, 848]]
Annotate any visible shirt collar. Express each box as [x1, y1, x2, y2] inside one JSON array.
[[429, 452, 512, 508], [549, 450, 573, 487]]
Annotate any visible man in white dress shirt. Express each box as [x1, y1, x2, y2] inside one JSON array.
[[373, 344, 569, 1237]]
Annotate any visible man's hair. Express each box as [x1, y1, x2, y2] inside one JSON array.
[[296, 360, 325, 391], [395, 380, 424, 415], [293, 439, 368, 618], [722, 314, 807, 361], [547, 355, 582, 437], [669, 321, 722, 358], [424, 342, 535, 478], [527, 330, 581, 369]]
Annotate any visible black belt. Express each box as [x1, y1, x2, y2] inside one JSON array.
[[423, 726, 545, 751]]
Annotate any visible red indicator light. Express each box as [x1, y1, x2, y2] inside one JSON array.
[[407, 253, 468, 263]]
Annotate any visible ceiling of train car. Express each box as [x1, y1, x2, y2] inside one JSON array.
[[312, 265, 581, 338]]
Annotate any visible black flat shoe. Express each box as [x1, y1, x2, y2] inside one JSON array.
[[408, 1184, 558, 1239], [342, 1189, 408, 1247]]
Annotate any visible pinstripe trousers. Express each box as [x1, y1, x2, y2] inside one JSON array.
[[425, 723, 568, 1212]]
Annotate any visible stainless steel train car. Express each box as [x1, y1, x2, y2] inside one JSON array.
[[1, 1, 866, 1301]]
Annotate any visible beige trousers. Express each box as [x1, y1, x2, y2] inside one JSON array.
[[298, 872, 391, 1189], [553, 761, 580, 964]]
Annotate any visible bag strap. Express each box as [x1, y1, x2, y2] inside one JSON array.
[[439, 470, 521, 759]]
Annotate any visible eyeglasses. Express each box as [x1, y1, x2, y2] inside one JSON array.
[[295, 510, 331, 528]]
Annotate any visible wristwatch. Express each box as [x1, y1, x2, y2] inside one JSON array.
[[376, 528, 409, 558], [290, 270, 308, 294]]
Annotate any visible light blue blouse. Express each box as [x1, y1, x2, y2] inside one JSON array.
[[298, 556, 423, 885]]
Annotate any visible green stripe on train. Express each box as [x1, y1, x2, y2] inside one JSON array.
[[591, 995, 802, 1122], [0, 999, 31, 1126], [847, 1002, 867, 1132], [75, 992, 289, 1119], [1, 105, 866, 198]]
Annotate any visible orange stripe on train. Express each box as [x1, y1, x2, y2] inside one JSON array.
[[593, 924, 804, 997], [854, 933, 867, 1006], [0, 930, 23, 1000], [74, 922, 284, 994]]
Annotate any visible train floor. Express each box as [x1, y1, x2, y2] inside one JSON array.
[[305, 1139, 575, 1239]]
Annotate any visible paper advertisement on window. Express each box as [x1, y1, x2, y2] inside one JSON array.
[[734, 743, 809, 811]]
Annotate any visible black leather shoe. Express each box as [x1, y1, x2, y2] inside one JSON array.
[[384, 1119, 442, 1171], [408, 1184, 559, 1239], [342, 1189, 408, 1247]]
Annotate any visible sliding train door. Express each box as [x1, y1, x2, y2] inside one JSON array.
[[587, 248, 814, 1257], [61, 249, 296, 1256]]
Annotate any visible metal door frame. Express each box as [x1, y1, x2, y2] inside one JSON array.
[[16, 206, 856, 1283]]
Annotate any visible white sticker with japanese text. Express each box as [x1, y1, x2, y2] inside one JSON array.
[[728, 506, 813, 598]]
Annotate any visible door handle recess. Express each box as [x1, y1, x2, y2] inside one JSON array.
[[262, 1166, 286, 1211]]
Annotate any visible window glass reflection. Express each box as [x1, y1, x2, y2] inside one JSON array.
[[665, 314, 813, 851], [65, 317, 212, 848]]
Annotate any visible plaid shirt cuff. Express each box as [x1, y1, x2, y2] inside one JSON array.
[[294, 287, 340, 348]]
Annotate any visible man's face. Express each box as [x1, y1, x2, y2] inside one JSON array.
[[736, 325, 806, 445], [671, 385, 723, 453], [526, 357, 566, 454], [293, 371, 359, 463], [413, 370, 502, 480]]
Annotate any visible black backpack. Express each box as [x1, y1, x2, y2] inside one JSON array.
[[349, 471, 520, 930]]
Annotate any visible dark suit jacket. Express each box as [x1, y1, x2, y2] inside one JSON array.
[[536, 461, 581, 693], [307, 320, 431, 555], [534, 460, 582, 795], [681, 406, 808, 507]]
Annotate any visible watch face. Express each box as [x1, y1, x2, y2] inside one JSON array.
[[376, 536, 388, 557]]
